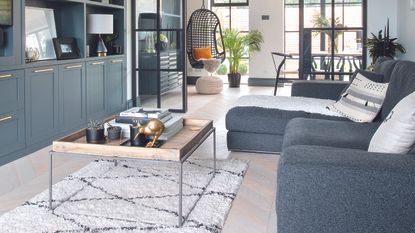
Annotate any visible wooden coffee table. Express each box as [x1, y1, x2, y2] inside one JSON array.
[[48, 118, 216, 227]]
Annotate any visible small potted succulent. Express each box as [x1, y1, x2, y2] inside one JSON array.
[[107, 123, 122, 140], [86, 120, 105, 144]]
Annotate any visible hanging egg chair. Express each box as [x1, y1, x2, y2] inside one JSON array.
[[186, 2, 226, 69]]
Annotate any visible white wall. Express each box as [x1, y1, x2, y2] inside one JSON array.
[[249, 0, 284, 79], [397, 0, 415, 61], [367, 0, 398, 37]]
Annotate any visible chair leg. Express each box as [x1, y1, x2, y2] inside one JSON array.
[[274, 73, 280, 96]]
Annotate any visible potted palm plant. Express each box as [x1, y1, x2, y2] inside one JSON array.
[[366, 20, 406, 66], [222, 29, 263, 88]]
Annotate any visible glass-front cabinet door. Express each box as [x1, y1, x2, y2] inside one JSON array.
[[133, 0, 186, 112], [299, 0, 366, 81]]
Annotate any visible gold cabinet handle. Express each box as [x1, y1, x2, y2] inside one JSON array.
[[33, 68, 54, 73], [92, 62, 105, 65], [111, 59, 123, 63], [0, 74, 13, 79], [65, 65, 82, 69], [0, 116, 12, 123]]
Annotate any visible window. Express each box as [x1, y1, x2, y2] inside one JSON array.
[[212, 0, 249, 7], [211, 0, 250, 81], [284, 0, 367, 81]]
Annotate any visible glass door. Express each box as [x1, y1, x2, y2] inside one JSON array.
[[299, 0, 367, 81], [132, 0, 187, 113]]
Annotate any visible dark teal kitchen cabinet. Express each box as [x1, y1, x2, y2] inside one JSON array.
[[0, 70, 24, 115], [25, 66, 59, 145], [106, 58, 126, 113], [86, 60, 107, 120], [59, 63, 86, 131], [0, 110, 25, 158]]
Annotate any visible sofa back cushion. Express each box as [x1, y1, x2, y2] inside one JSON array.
[[380, 61, 415, 120], [374, 57, 398, 82], [369, 91, 415, 154]]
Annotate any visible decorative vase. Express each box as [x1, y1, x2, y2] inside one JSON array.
[[107, 126, 122, 140], [86, 128, 105, 144], [228, 73, 241, 88]]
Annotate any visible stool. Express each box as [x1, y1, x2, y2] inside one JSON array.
[[196, 76, 223, 94]]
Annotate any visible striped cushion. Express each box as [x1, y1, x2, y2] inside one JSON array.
[[328, 73, 389, 123]]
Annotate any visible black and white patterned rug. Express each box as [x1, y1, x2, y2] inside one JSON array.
[[0, 159, 248, 233]]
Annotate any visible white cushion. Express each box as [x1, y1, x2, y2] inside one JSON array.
[[233, 95, 342, 117], [202, 59, 222, 74], [328, 73, 389, 123], [369, 91, 415, 154]]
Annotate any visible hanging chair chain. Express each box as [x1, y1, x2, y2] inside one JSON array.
[[201, 0, 206, 9]]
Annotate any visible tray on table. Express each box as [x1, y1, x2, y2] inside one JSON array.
[[52, 118, 213, 161]]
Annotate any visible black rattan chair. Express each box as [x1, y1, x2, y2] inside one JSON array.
[[186, 8, 226, 69]]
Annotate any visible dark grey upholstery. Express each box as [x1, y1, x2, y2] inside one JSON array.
[[226, 57, 408, 153], [227, 131, 283, 153], [283, 118, 381, 150], [291, 81, 348, 100], [276, 59, 415, 233], [380, 61, 415, 120], [277, 145, 415, 233], [226, 106, 346, 135], [373, 57, 398, 82]]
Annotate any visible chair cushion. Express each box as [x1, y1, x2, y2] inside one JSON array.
[[380, 61, 415, 120], [369, 91, 415, 154], [328, 73, 389, 122], [193, 47, 212, 60], [283, 118, 381, 150]]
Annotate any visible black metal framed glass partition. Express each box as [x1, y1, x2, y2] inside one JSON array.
[[132, 0, 187, 113], [284, 0, 367, 81]]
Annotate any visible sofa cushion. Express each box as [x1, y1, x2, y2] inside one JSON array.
[[283, 118, 381, 150], [328, 73, 389, 122], [226, 96, 346, 135], [380, 61, 415, 120], [369, 91, 415, 154], [374, 57, 398, 82]]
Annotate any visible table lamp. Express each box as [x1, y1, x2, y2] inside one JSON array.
[[87, 14, 114, 57]]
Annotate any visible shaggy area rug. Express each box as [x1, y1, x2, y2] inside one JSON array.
[[0, 159, 248, 233]]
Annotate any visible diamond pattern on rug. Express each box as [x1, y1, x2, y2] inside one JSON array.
[[0, 159, 248, 233]]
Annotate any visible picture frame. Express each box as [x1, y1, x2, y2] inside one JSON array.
[[52, 37, 81, 60]]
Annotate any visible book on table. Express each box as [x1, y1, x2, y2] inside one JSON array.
[[120, 107, 170, 119], [116, 107, 172, 124]]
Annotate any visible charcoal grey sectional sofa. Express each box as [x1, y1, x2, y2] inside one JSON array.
[[225, 57, 415, 233]]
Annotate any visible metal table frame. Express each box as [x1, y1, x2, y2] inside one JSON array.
[[48, 127, 216, 227]]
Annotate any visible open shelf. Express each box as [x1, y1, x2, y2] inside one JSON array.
[[86, 4, 125, 57]]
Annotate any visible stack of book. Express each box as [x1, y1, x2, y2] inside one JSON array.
[[106, 108, 183, 141], [115, 107, 172, 124]]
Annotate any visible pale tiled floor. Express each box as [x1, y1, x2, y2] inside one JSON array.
[[0, 83, 290, 232]]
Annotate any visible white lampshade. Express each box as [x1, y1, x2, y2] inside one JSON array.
[[87, 14, 114, 34]]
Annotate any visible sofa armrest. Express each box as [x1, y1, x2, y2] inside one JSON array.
[[291, 80, 348, 100], [277, 145, 415, 233]]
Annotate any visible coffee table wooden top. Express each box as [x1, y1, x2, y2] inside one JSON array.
[[52, 118, 213, 161]]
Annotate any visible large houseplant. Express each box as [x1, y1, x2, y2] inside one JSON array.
[[311, 13, 342, 53], [222, 29, 263, 87], [366, 20, 406, 66]]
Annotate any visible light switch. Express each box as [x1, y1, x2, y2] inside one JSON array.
[[262, 15, 270, 20]]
